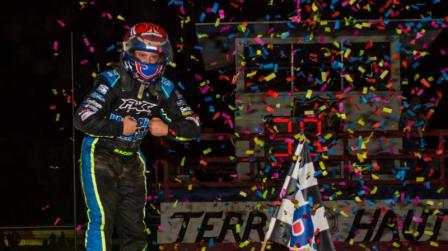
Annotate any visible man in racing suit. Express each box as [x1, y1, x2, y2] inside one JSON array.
[[74, 22, 200, 251]]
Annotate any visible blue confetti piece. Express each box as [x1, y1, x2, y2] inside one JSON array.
[[334, 20, 340, 30], [307, 196, 314, 207], [442, 71, 448, 81], [177, 81, 185, 91], [280, 32, 290, 39], [287, 21, 298, 29], [208, 238, 214, 247], [212, 2, 219, 14], [199, 12, 206, 22], [260, 63, 273, 70], [106, 44, 116, 52]]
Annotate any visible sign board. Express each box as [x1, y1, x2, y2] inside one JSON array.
[[158, 200, 448, 244]]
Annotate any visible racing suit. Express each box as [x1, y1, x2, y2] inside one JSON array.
[[74, 64, 200, 251]]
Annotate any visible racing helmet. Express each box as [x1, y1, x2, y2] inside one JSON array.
[[121, 22, 173, 85]]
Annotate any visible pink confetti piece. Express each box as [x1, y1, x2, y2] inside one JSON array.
[[53, 217, 61, 226], [83, 37, 90, 47], [200, 85, 210, 94], [56, 19, 66, 28], [219, 9, 225, 19], [101, 12, 113, 20], [179, 6, 186, 15], [412, 216, 423, 223], [254, 37, 265, 46], [52, 41, 59, 51]]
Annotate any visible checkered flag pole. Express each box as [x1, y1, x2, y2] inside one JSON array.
[[261, 140, 336, 251]]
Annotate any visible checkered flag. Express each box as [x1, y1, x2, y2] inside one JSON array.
[[262, 141, 336, 251]]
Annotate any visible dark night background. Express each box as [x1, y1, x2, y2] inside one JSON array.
[[1, 0, 448, 228]]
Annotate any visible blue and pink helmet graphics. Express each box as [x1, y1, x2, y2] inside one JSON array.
[[122, 22, 173, 84]]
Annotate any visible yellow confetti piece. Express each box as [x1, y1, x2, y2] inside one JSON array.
[[247, 70, 257, 78], [264, 72, 276, 82], [324, 133, 332, 140], [426, 200, 434, 206], [430, 241, 439, 247], [382, 107, 393, 114], [344, 48, 352, 58], [306, 89, 313, 99], [262, 190, 267, 199], [437, 187, 444, 193], [392, 242, 400, 248], [304, 110, 314, 116], [344, 74, 353, 82], [145, 227, 151, 235], [349, 238, 354, 245], [91, 72, 97, 78], [357, 118, 365, 126], [319, 161, 325, 170], [424, 230, 434, 236], [380, 69, 389, 79], [201, 247, 207, 251], [254, 137, 265, 147], [203, 148, 212, 155], [371, 186, 378, 194], [117, 15, 125, 21], [358, 66, 366, 74], [321, 72, 327, 82], [168, 61, 176, 68], [371, 174, 379, 180], [188, 184, 192, 191], [239, 240, 250, 248], [197, 33, 208, 39], [214, 18, 220, 27], [333, 40, 340, 48], [236, 224, 241, 233], [362, 87, 369, 95], [180, 157, 186, 167], [239, 191, 247, 197], [172, 200, 178, 208], [416, 177, 425, 183], [52, 89, 58, 95], [246, 150, 254, 155]]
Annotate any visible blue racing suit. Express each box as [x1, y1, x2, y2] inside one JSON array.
[[74, 63, 200, 251]]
